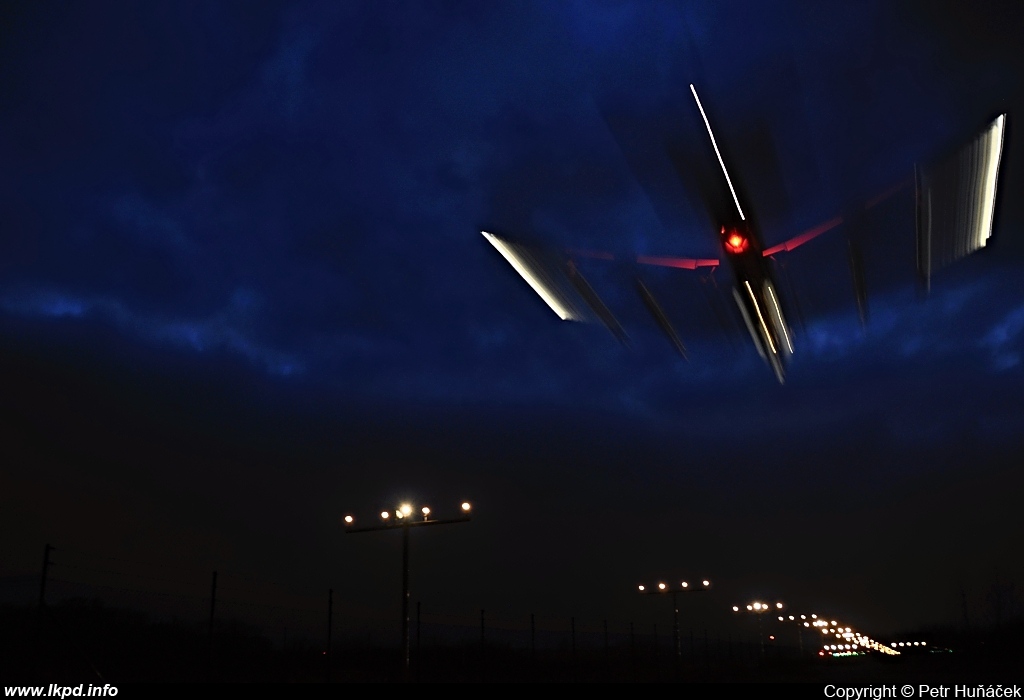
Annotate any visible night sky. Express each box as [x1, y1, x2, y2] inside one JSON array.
[[1, 1, 1023, 646]]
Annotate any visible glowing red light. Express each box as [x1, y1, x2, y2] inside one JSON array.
[[723, 229, 749, 254]]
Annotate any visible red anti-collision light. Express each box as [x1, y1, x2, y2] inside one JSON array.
[[723, 229, 749, 254]]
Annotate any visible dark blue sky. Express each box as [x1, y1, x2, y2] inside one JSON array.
[[1, 1, 1022, 644]]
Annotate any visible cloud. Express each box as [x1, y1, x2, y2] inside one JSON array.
[[1, 288, 302, 378]]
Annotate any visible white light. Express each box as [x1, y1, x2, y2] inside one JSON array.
[[658, 583, 667, 590], [421, 506, 430, 516], [681, 581, 689, 588], [745, 280, 777, 355], [976, 114, 1007, 250], [746, 605, 752, 611], [380, 511, 390, 520], [702, 580, 710, 587], [344, 515, 354, 524], [690, 85, 745, 221], [776, 602, 783, 609], [399, 504, 413, 517], [481, 232, 577, 321], [766, 284, 793, 353], [461, 502, 472, 512], [732, 606, 740, 612], [638, 585, 646, 592]]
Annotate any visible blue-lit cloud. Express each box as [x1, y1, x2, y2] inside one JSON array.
[[0, 287, 302, 378]]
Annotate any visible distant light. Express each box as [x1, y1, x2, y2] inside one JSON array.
[[831, 621, 837, 626], [681, 581, 689, 588], [800, 615, 806, 620], [638, 585, 646, 592], [752, 603, 762, 610], [776, 602, 783, 609], [395, 510, 405, 519], [804, 622, 810, 627], [778, 616, 784, 621], [733, 606, 740, 612], [769, 635, 774, 640], [461, 502, 472, 512], [702, 580, 710, 587], [658, 583, 667, 591], [788, 615, 794, 621], [380, 511, 390, 520], [421, 506, 430, 516], [400, 503, 413, 517], [746, 605, 753, 611], [811, 614, 817, 619], [344, 515, 354, 524]]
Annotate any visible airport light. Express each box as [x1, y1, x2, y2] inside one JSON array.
[[733, 599, 784, 660], [344, 500, 472, 676], [637, 579, 712, 663]]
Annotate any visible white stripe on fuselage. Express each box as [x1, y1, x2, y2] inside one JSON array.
[[690, 84, 746, 222]]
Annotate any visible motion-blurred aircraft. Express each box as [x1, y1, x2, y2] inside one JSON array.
[[483, 85, 1007, 383]]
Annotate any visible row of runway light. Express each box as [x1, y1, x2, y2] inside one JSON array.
[[791, 612, 899, 656], [731, 602, 900, 657]]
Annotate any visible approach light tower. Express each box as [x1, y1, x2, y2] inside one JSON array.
[[344, 500, 472, 676], [637, 579, 712, 663], [732, 600, 784, 660]]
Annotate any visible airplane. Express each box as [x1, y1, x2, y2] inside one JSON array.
[[482, 85, 1007, 383]]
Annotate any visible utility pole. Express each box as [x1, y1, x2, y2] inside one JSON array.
[[38, 543, 53, 609], [208, 571, 217, 640], [326, 588, 333, 682]]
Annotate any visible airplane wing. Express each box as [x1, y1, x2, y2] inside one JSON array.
[[916, 114, 1007, 291], [481, 231, 629, 344], [758, 113, 1007, 324], [483, 103, 1007, 369]]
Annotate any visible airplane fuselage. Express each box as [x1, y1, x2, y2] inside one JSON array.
[[720, 223, 793, 383]]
